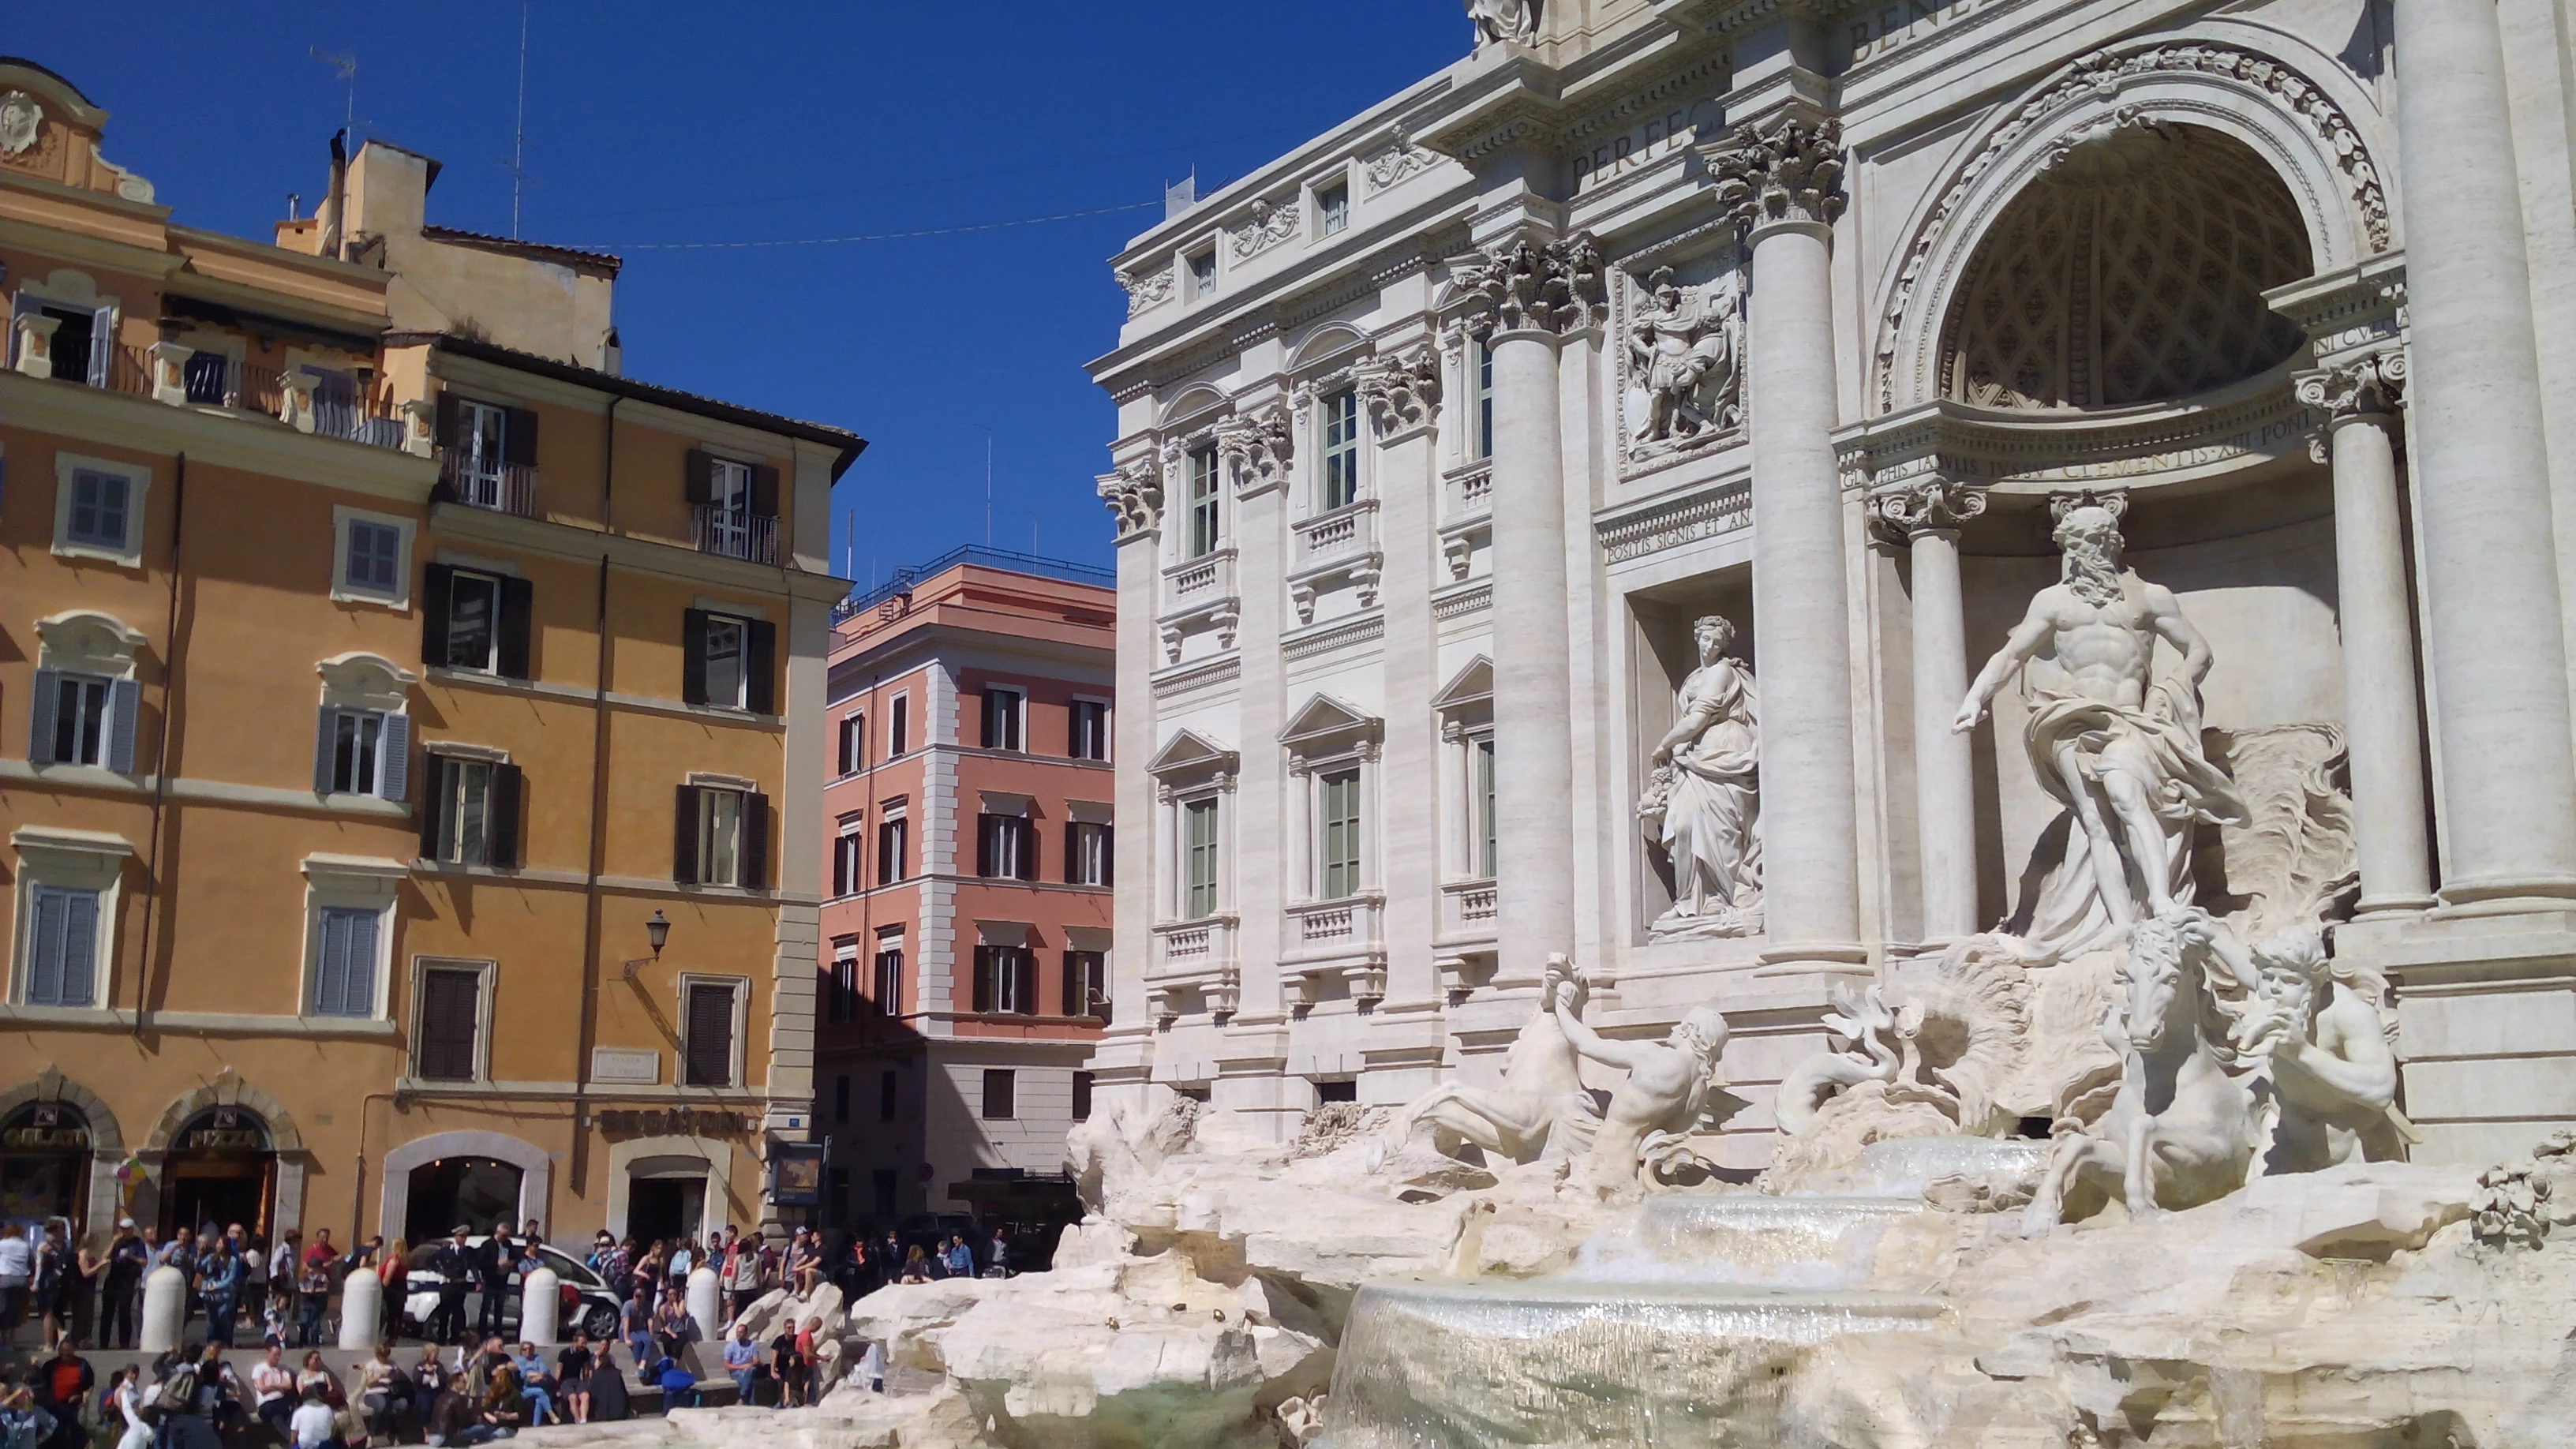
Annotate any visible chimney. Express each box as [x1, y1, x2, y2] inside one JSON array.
[[320, 129, 349, 260]]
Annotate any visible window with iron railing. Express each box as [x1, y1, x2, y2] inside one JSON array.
[[434, 395, 540, 515], [687, 451, 781, 564]]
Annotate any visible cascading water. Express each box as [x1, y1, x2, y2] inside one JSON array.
[[1316, 1139, 2049, 1447]]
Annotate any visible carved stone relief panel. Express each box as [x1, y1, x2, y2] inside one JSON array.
[[1613, 253, 1747, 477]]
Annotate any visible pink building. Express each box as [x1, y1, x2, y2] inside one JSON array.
[[814, 549, 1116, 1236]]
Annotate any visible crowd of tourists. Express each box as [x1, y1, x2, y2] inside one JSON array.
[[0, 1215, 979, 1447]]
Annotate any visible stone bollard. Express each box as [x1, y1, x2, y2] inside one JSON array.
[[687, 1265, 722, 1343], [339, 1267, 382, 1350], [520, 1267, 560, 1346], [140, 1265, 187, 1353]]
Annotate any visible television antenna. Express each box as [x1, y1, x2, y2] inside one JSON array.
[[309, 49, 358, 137]]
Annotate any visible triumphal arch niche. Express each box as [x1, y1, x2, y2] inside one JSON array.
[[1837, 42, 2403, 990]]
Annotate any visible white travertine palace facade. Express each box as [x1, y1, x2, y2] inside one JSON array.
[[1084, 0, 2576, 1168]]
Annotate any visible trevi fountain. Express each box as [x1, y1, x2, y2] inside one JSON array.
[[538, 0, 2576, 1443]]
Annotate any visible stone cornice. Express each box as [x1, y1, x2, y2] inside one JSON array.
[[1834, 368, 2310, 499]]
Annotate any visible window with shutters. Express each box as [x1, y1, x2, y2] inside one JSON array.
[[1316, 180, 1350, 238], [683, 609, 773, 713], [1185, 445, 1221, 559], [1070, 698, 1110, 761], [873, 935, 904, 1016], [682, 979, 743, 1087], [28, 612, 146, 775], [837, 713, 866, 776], [982, 1069, 1017, 1121], [980, 687, 1024, 751], [435, 569, 504, 673], [19, 885, 102, 1008], [975, 813, 1035, 881], [675, 781, 769, 889], [1320, 388, 1361, 511], [889, 695, 910, 757], [687, 452, 780, 564], [332, 507, 414, 608], [50, 453, 147, 567], [826, 945, 859, 1024], [878, 1070, 899, 1121], [319, 709, 402, 797], [413, 964, 486, 1082], [11, 829, 126, 1009], [66, 470, 130, 549], [1184, 797, 1221, 920], [1319, 767, 1363, 900], [309, 904, 383, 1018], [972, 945, 1037, 1016], [1067, 821, 1113, 887], [876, 809, 909, 886], [35, 672, 113, 768], [1064, 950, 1109, 1022], [425, 754, 520, 867], [833, 1074, 851, 1125], [832, 818, 863, 898], [701, 788, 744, 886]]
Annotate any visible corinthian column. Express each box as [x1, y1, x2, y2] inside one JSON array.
[[1090, 459, 1165, 1100], [2298, 358, 2436, 916], [2390, 2, 2576, 909], [1465, 234, 1605, 983], [1709, 117, 1865, 965], [1872, 479, 1986, 942]]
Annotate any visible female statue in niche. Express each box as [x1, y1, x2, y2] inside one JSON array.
[[1639, 615, 1763, 938]]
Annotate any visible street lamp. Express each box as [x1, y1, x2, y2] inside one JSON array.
[[622, 911, 672, 983]]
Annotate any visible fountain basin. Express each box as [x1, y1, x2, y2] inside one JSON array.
[[1320, 1277, 1947, 1448]]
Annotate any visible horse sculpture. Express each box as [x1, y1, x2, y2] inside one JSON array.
[[2021, 909, 2267, 1236]]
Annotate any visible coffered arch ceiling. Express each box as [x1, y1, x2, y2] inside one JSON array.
[[1939, 122, 2312, 412]]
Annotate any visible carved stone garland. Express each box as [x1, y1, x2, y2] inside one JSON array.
[[1874, 41, 2393, 414], [1119, 265, 1174, 320], [1215, 406, 1294, 498]]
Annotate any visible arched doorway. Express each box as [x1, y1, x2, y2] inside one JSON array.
[[403, 1157, 525, 1242], [0, 1101, 93, 1230], [162, 1106, 276, 1238]]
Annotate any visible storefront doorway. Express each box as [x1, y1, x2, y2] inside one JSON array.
[[625, 1174, 705, 1246], [161, 1107, 275, 1237], [404, 1157, 525, 1241], [0, 1102, 92, 1234]]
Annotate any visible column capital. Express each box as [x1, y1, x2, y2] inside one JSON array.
[[1869, 479, 1987, 544], [1456, 231, 1608, 335], [1214, 405, 1292, 498], [2297, 351, 2406, 429], [1703, 114, 1846, 242], [1095, 456, 1163, 541], [1354, 344, 1443, 437]]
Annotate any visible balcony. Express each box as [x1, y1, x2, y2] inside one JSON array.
[[694, 504, 781, 564], [1434, 878, 1498, 1000], [1158, 547, 1241, 661], [1294, 498, 1378, 571], [1149, 915, 1241, 1021], [435, 449, 541, 517], [9, 323, 420, 453], [1282, 893, 1387, 1008], [1286, 500, 1383, 626]]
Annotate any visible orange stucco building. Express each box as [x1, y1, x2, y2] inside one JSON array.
[[814, 551, 1114, 1234], [0, 58, 859, 1263]]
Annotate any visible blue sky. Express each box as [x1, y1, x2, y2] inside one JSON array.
[[10, 2, 1468, 582]]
